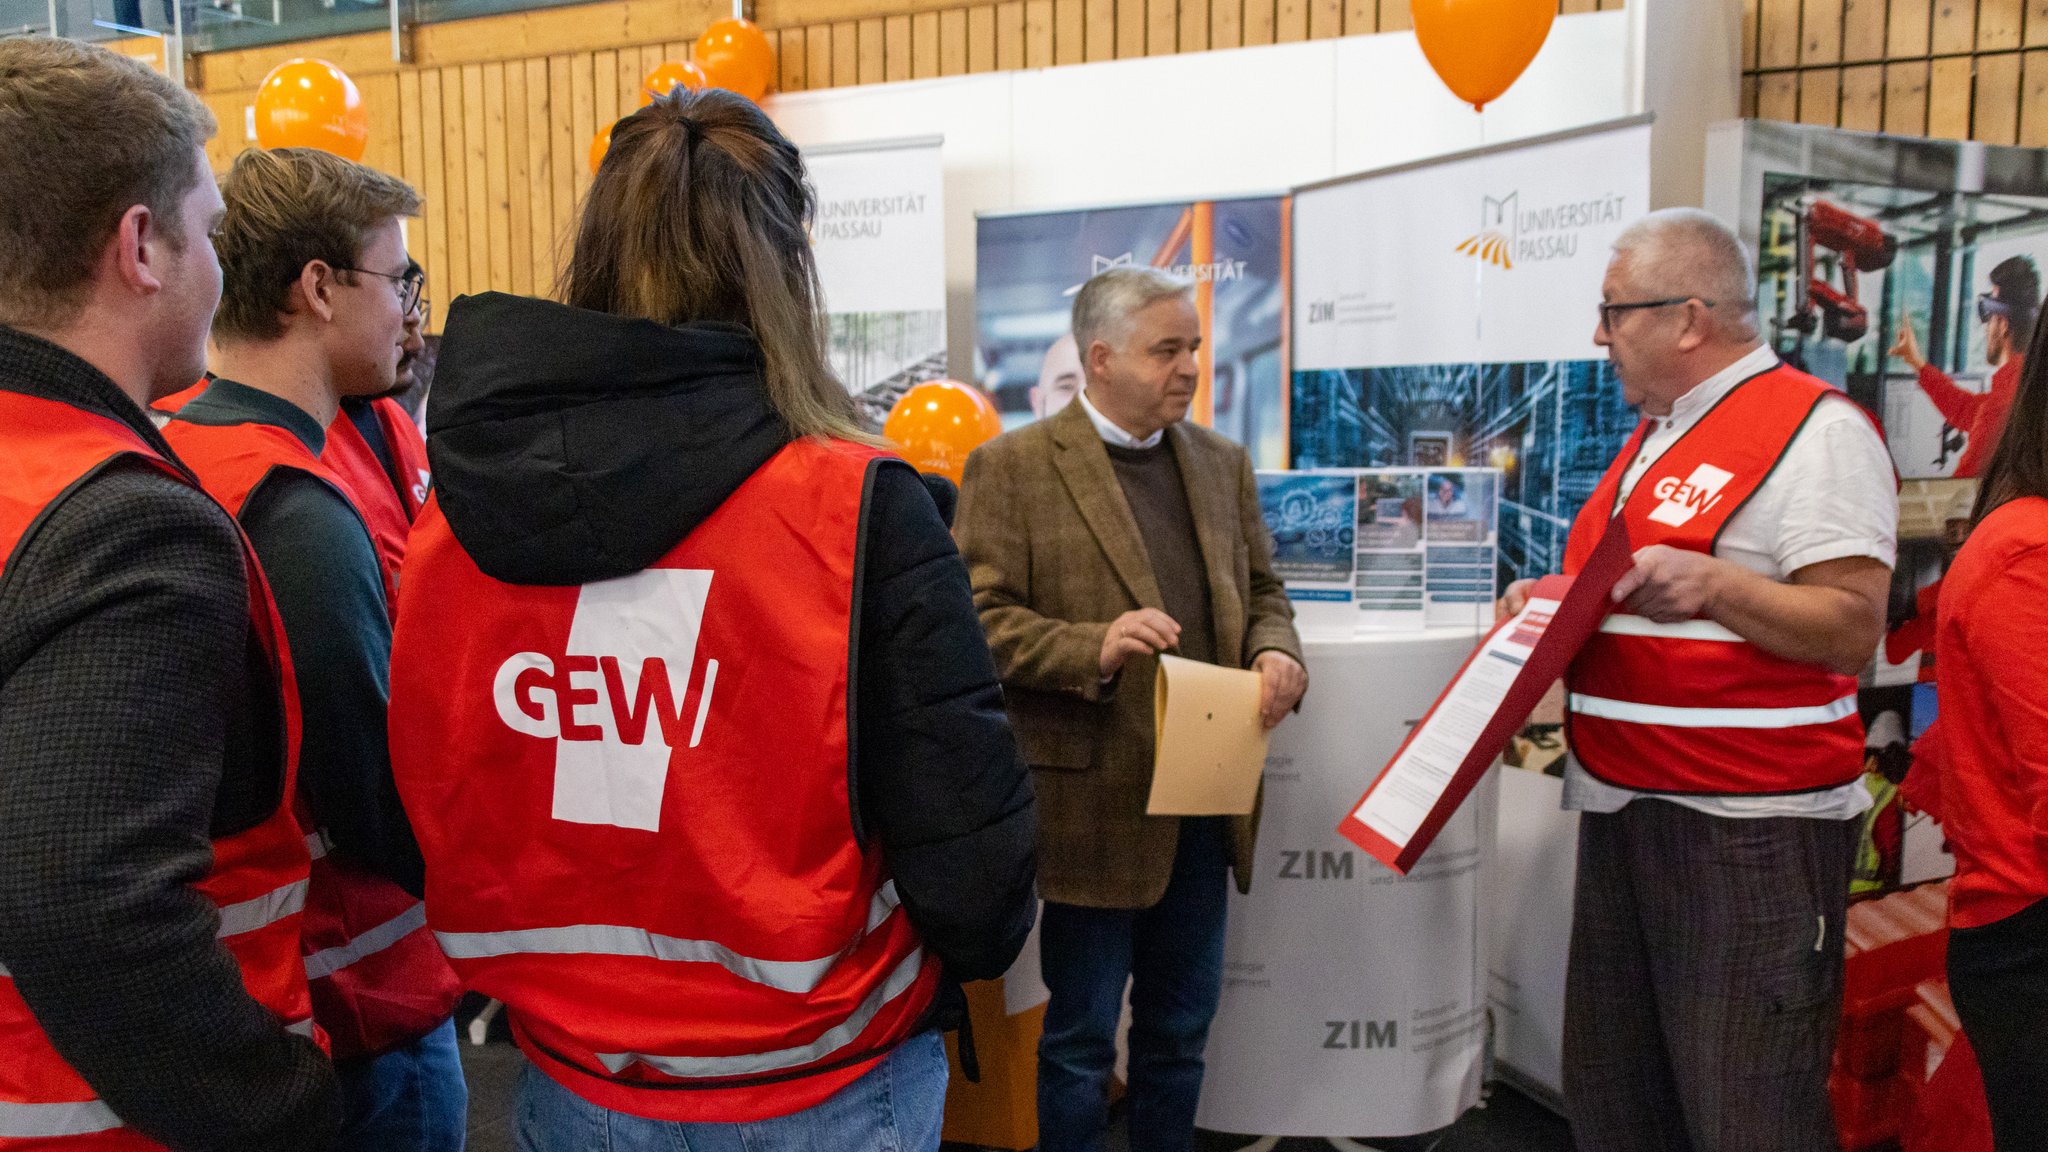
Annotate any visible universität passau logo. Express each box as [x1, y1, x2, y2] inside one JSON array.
[[1455, 193, 1519, 270], [1454, 189, 1630, 270]]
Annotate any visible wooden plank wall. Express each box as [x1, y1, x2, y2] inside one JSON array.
[[1742, 0, 2048, 145], [762, 0, 1621, 89], [188, 0, 1623, 327]]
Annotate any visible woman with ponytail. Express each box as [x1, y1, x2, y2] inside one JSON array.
[[385, 89, 1036, 1149]]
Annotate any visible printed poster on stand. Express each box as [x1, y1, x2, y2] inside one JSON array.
[[1707, 118, 2048, 896], [804, 137, 949, 427], [975, 195, 1291, 468], [1257, 467, 1502, 638], [1290, 116, 1651, 599]]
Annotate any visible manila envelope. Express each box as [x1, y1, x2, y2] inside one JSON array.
[[1147, 654, 1270, 816]]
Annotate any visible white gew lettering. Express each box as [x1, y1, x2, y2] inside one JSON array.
[[490, 569, 716, 832], [1647, 463, 1736, 528], [492, 654, 697, 746]]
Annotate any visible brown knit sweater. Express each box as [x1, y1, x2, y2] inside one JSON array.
[[1105, 438, 1217, 666]]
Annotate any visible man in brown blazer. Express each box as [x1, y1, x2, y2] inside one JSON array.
[[955, 266, 1305, 1152]]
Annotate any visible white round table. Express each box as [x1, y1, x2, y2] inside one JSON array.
[[1196, 629, 1497, 1144]]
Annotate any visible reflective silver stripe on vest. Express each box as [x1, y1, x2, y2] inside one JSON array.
[[436, 882, 902, 996], [305, 832, 329, 861], [1597, 614, 1746, 643], [216, 878, 310, 938], [287, 1017, 317, 1039], [0, 961, 9, 978], [1568, 692, 1859, 730], [0, 1099, 123, 1139], [304, 902, 429, 981], [593, 946, 926, 1080]]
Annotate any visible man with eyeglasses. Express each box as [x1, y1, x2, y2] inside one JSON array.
[[161, 148, 466, 1152], [1892, 255, 2040, 479], [323, 259, 436, 590], [1500, 208, 1897, 1152]]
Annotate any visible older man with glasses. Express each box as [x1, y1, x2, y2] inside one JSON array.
[[1499, 208, 1898, 1152]]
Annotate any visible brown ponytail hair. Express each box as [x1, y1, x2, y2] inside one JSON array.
[[559, 88, 874, 444]]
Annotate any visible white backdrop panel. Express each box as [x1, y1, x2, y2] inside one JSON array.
[[804, 139, 949, 314], [765, 11, 1636, 379], [1293, 118, 1651, 371]]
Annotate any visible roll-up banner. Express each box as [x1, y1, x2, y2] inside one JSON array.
[[804, 137, 949, 426], [1290, 116, 1652, 598], [975, 195, 1291, 468], [1265, 116, 1650, 1118]]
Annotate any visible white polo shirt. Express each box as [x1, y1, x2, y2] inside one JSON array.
[[1562, 343, 1898, 820]]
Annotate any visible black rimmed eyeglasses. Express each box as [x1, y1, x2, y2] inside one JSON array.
[[1596, 296, 1715, 332], [332, 263, 426, 317]]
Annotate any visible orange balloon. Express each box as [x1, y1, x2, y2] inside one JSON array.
[[1410, 0, 1555, 111], [693, 18, 775, 103], [640, 60, 708, 106], [882, 380, 1004, 486], [253, 58, 368, 160], [589, 122, 614, 175]]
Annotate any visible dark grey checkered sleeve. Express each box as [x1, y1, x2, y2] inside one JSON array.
[[0, 461, 338, 1152]]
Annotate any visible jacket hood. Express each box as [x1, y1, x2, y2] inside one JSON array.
[[426, 292, 790, 585]]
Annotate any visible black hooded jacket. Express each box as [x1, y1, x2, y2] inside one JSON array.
[[426, 293, 1037, 985]]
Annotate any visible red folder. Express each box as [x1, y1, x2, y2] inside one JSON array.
[[1339, 520, 1633, 874]]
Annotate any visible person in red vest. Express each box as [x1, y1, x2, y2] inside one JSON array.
[[1892, 256, 2040, 479], [161, 147, 464, 1152], [1500, 208, 1897, 1152], [322, 259, 432, 589], [0, 37, 335, 1150], [1931, 314, 2048, 1151], [389, 88, 1037, 1147]]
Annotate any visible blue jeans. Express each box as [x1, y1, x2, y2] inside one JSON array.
[[1036, 817, 1229, 1152], [335, 1017, 468, 1152], [514, 1029, 948, 1151]]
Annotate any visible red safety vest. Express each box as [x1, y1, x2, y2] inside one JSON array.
[[388, 437, 939, 1123], [323, 399, 431, 613], [162, 414, 462, 1062], [0, 391, 317, 1148], [1562, 363, 1867, 795], [150, 380, 206, 415]]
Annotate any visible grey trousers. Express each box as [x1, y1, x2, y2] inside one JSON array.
[[1561, 798, 1858, 1152]]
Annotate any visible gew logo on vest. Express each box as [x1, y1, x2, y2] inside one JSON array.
[[491, 570, 717, 832], [1647, 464, 1735, 528]]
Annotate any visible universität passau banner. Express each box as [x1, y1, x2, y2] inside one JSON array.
[[1194, 118, 1652, 1140], [1290, 117, 1652, 594], [975, 195, 1290, 469], [803, 137, 949, 427]]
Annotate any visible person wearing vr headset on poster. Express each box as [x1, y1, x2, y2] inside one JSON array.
[[1893, 255, 2041, 480]]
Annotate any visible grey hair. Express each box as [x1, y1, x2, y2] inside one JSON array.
[[1072, 266, 1193, 355], [1611, 208, 1759, 340]]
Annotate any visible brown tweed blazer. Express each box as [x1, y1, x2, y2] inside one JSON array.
[[954, 399, 1303, 910]]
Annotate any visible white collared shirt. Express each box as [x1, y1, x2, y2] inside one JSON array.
[[1077, 388, 1164, 450], [1562, 344, 1897, 821]]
